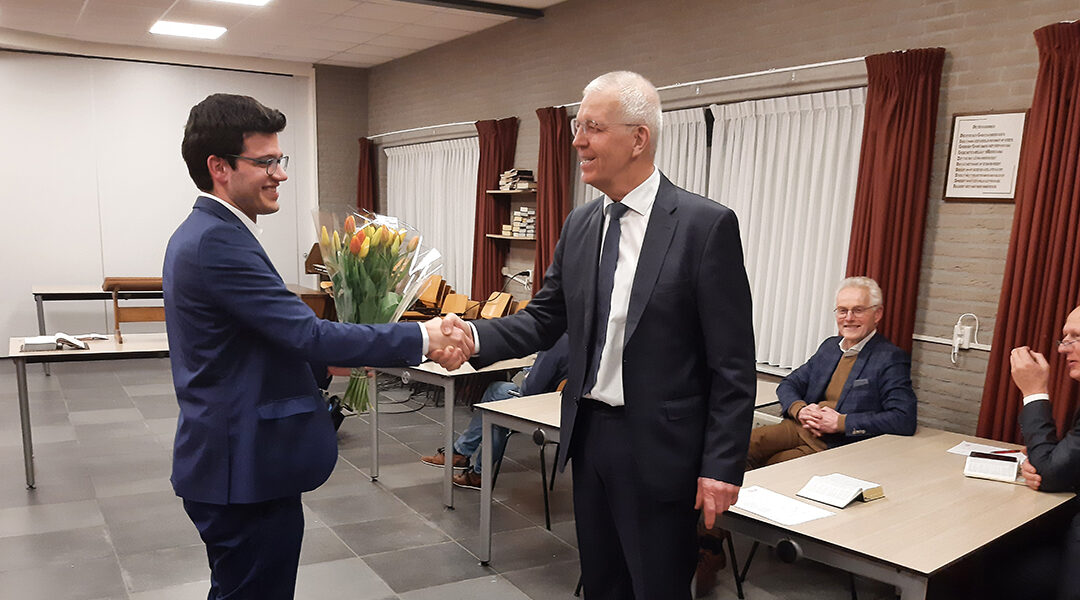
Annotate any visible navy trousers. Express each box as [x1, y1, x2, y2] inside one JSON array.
[[183, 495, 304, 600], [571, 400, 698, 600]]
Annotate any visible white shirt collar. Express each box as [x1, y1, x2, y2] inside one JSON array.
[[603, 167, 659, 217], [840, 329, 876, 356], [203, 193, 263, 239]]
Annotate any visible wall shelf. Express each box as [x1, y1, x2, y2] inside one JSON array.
[[486, 234, 536, 241]]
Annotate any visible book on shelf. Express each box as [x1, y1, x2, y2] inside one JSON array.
[[796, 473, 884, 509], [21, 332, 91, 352]]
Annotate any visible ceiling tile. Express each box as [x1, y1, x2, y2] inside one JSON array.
[[325, 15, 403, 34], [344, 1, 438, 23], [367, 33, 438, 50]]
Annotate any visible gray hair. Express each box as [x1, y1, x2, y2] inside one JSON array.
[[837, 276, 883, 307], [583, 71, 662, 152]]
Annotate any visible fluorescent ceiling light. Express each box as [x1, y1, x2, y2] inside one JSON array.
[[208, 0, 272, 5], [150, 21, 227, 39]]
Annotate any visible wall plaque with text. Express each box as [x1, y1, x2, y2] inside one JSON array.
[[944, 111, 1027, 202]]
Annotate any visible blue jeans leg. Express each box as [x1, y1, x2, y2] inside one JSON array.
[[453, 381, 516, 475]]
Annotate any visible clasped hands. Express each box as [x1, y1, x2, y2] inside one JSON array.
[[797, 403, 842, 436], [423, 313, 475, 370]]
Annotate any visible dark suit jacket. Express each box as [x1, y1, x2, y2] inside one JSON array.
[[472, 174, 756, 502], [164, 197, 422, 505], [776, 333, 917, 448], [519, 334, 570, 397], [1020, 399, 1080, 493]]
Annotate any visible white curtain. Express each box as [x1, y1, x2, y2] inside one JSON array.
[[571, 107, 709, 207], [655, 107, 709, 196], [708, 88, 866, 369], [385, 137, 480, 293]]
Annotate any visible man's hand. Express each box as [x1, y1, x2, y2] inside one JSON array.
[[1020, 456, 1042, 491], [812, 406, 843, 434], [695, 477, 740, 529], [1010, 346, 1050, 397], [798, 404, 824, 437], [424, 314, 474, 370]]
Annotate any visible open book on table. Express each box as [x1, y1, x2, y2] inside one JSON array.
[[963, 451, 1025, 484], [796, 473, 884, 509]]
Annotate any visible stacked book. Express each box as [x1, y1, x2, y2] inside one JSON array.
[[509, 206, 536, 238], [499, 168, 537, 191]]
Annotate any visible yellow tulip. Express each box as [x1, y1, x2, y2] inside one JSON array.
[[320, 226, 330, 248], [359, 237, 370, 258], [390, 236, 401, 255], [332, 230, 341, 254], [363, 225, 375, 241]]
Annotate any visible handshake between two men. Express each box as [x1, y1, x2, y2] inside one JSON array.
[[421, 313, 476, 371]]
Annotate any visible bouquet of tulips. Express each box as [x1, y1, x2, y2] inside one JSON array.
[[314, 207, 442, 412]]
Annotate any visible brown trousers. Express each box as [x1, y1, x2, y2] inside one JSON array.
[[745, 418, 827, 470]]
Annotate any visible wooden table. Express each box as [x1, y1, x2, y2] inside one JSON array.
[[372, 355, 535, 509], [3, 333, 170, 488], [723, 428, 1076, 598]]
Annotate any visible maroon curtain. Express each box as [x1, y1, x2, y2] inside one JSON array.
[[471, 118, 519, 300], [357, 137, 377, 213], [534, 107, 573, 294], [977, 22, 1080, 443], [845, 48, 945, 354]]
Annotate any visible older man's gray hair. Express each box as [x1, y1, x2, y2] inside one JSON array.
[[583, 70, 663, 152], [837, 276, 883, 308]]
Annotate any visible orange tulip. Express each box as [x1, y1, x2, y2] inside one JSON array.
[[349, 233, 362, 255], [344, 215, 356, 234]]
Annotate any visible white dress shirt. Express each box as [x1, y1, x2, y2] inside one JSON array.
[[587, 168, 660, 406], [839, 329, 876, 357]]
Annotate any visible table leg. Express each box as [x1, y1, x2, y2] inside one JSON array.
[[368, 370, 379, 481], [35, 295, 50, 376], [479, 412, 494, 564], [443, 381, 455, 509], [15, 358, 35, 489]]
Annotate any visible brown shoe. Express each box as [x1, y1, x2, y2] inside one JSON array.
[[452, 470, 482, 490], [420, 448, 469, 470], [694, 547, 726, 598]]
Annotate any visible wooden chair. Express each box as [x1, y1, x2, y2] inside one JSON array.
[[402, 275, 447, 320], [480, 291, 513, 319], [101, 277, 164, 343]]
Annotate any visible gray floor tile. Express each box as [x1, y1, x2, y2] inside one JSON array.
[[333, 513, 449, 556], [458, 526, 577, 573], [130, 580, 209, 600], [0, 525, 114, 572], [363, 541, 494, 593], [501, 559, 583, 600], [123, 382, 176, 397], [108, 507, 202, 556], [132, 393, 180, 419], [0, 499, 104, 538], [367, 460, 445, 490], [304, 487, 411, 526], [295, 557, 396, 600], [119, 542, 209, 592], [0, 554, 127, 600], [67, 407, 143, 425], [299, 525, 356, 565], [399, 574, 532, 600]]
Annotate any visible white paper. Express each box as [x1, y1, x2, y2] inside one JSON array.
[[948, 441, 1009, 456], [733, 485, 835, 526]]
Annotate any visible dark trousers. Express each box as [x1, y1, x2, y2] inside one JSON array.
[[183, 495, 304, 600], [571, 400, 698, 600]]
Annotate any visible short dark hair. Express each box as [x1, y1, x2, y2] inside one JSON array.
[[181, 94, 286, 192]]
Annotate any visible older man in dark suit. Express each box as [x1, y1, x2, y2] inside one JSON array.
[[165, 93, 472, 600], [746, 277, 918, 469], [468, 71, 756, 599], [1010, 305, 1080, 600]]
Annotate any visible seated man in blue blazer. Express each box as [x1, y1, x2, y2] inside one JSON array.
[[1008, 304, 1080, 600], [747, 276, 918, 468], [165, 93, 472, 600]]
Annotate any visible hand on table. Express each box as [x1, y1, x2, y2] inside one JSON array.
[[1020, 454, 1042, 491], [424, 313, 474, 370], [696, 477, 740, 529]]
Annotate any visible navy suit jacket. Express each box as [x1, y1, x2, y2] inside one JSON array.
[[1020, 399, 1080, 493], [164, 197, 422, 504], [776, 333, 917, 448], [472, 174, 756, 502]]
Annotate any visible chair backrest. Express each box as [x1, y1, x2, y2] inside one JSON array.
[[101, 277, 165, 343], [480, 291, 512, 319], [416, 275, 446, 308], [441, 293, 469, 315]]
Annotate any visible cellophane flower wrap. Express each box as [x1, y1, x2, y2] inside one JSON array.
[[314, 207, 442, 412]]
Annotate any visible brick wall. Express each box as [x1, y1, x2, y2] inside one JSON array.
[[342, 0, 1080, 434], [314, 64, 369, 209]]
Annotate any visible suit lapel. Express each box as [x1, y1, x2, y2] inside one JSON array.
[[580, 200, 604, 330], [624, 176, 677, 345], [839, 334, 881, 401]]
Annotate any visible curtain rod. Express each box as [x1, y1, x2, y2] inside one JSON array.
[[368, 120, 476, 140], [558, 56, 866, 108]]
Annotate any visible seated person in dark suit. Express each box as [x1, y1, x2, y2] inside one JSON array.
[[696, 276, 918, 596], [422, 334, 569, 489], [746, 276, 918, 469], [1008, 304, 1080, 600]]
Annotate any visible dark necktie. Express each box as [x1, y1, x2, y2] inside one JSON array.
[[584, 201, 630, 395]]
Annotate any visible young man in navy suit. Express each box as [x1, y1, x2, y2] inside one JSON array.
[[165, 94, 472, 600], [467, 72, 756, 599]]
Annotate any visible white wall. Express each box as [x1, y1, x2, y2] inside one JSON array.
[[0, 51, 318, 344]]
